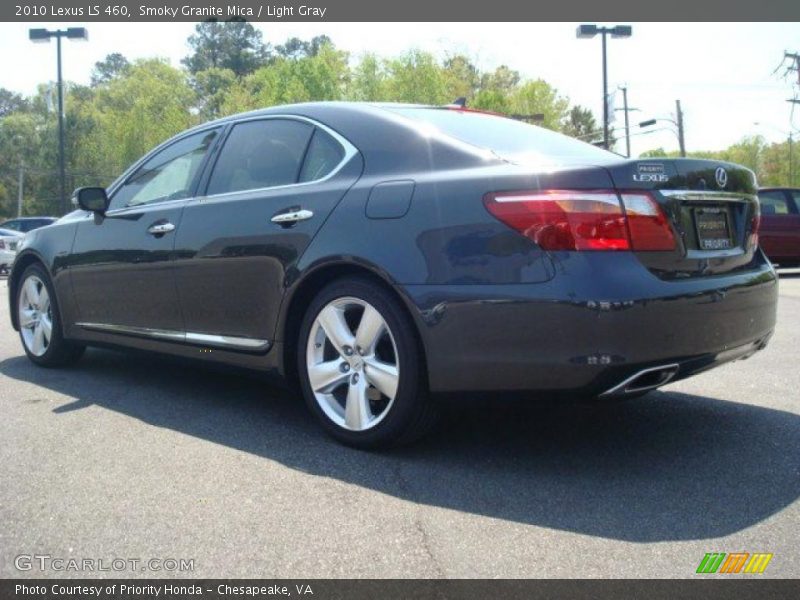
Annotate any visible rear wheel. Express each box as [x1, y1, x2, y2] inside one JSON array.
[[16, 264, 85, 367], [297, 277, 437, 449]]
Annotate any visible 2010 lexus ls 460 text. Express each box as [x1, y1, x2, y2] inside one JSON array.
[[7, 103, 778, 448]]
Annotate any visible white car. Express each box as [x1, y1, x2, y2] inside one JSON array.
[[0, 227, 23, 274]]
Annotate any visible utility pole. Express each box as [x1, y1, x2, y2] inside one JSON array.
[[790, 132, 794, 187], [675, 99, 686, 157], [784, 52, 800, 85], [17, 162, 24, 217], [615, 86, 640, 158]]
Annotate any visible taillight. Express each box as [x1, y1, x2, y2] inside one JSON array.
[[619, 193, 677, 251], [483, 190, 676, 252], [747, 204, 760, 251]]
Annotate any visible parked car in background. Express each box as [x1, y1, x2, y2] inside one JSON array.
[[758, 187, 800, 267], [0, 216, 57, 233], [6, 103, 778, 448], [0, 227, 24, 275]]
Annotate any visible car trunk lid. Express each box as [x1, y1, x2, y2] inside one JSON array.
[[605, 158, 761, 278]]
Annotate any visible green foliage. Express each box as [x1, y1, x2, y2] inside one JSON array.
[[0, 88, 29, 117], [220, 42, 349, 114], [90, 53, 130, 87], [562, 105, 598, 140], [509, 79, 570, 131], [12, 33, 794, 219], [183, 20, 269, 77]]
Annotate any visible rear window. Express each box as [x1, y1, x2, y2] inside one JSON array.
[[387, 107, 618, 165]]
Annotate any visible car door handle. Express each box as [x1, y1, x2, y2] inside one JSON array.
[[271, 209, 314, 226], [147, 222, 175, 236]]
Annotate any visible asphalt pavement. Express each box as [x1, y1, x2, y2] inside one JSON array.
[[0, 271, 798, 578]]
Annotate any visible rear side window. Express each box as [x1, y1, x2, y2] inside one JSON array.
[[759, 191, 790, 215], [789, 191, 800, 214], [299, 130, 345, 183], [207, 119, 314, 195], [387, 107, 618, 165]]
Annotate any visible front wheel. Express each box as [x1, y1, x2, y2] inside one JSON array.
[[16, 264, 85, 367], [297, 277, 437, 449]]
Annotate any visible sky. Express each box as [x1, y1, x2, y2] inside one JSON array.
[[0, 21, 798, 157]]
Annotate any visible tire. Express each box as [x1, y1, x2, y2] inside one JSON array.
[[16, 264, 85, 367], [297, 276, 438, 449]]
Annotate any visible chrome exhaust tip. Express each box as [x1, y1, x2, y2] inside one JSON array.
[[600, 363, 680, 397]]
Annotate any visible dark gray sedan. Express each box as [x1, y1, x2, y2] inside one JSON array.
[[7, 102, 778, 447]]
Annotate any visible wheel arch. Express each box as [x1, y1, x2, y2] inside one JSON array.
[[8, 251, 51, 331], [279, 259, 429, 388]]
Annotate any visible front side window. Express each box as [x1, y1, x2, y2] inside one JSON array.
[[759, 190, 790, 216], [110, 128, 219, 210], [207, 119, 314, 196]]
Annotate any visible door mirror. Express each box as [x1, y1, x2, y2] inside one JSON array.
[[73, 187, 110, 214]]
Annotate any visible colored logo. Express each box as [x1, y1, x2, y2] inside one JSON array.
[[696, 552, 773, 574]]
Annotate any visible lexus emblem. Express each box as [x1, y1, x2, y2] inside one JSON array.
[[715, 167, 728, 189]]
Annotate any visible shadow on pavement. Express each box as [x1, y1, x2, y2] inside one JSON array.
[[2, 347, 798, 543]]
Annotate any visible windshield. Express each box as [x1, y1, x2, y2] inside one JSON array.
[[386, 107, 619, 166]]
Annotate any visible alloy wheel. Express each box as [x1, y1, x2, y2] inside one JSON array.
[[306, 297, 400, 431], [18, 275, 52, 357]]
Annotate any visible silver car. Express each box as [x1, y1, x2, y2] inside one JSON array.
[[0, 227, 23, 274]]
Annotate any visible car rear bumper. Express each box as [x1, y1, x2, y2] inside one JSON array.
[[400, 252, 778, 395]]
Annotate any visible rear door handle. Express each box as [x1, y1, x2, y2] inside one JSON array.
[[147, 222, 175, 236], [271, 209, 314, 226]]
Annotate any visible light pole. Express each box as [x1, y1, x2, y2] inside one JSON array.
[[29, 27, 88, 216], [576, 24, 632, 150]]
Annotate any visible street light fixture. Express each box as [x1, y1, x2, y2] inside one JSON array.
[[639, 105, 687, 157], [28, 27, 88, 216], [576, 24, 632, 150]]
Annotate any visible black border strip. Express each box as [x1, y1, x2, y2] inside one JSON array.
[[4, 1, 800, 22], [1, 580, 800, 600]]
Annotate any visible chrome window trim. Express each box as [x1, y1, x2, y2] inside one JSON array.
[[76, 322, 271, 352], [198, 114, 359, 202]]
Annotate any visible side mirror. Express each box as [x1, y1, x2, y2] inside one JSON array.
[[73, 187, 109, 214]]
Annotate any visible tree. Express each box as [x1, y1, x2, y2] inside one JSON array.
[[442, 54, 480, 101], [0, 88, 28, 117], [183, 19, 269, 77], [90, 53, 130, 87], [480, 65, 521, 95], [384, 50, 449, 105], [348, 54, 389, 101], [275, 35, 333, 60], [92, 59, 196, 173], [508, 79, 569, 131], [192, 67, 237, 120], [562, 105, 598, 140], [221, 43, 349, 114]]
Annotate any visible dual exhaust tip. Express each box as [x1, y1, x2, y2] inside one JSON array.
[[600, 363, 680, 398]]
